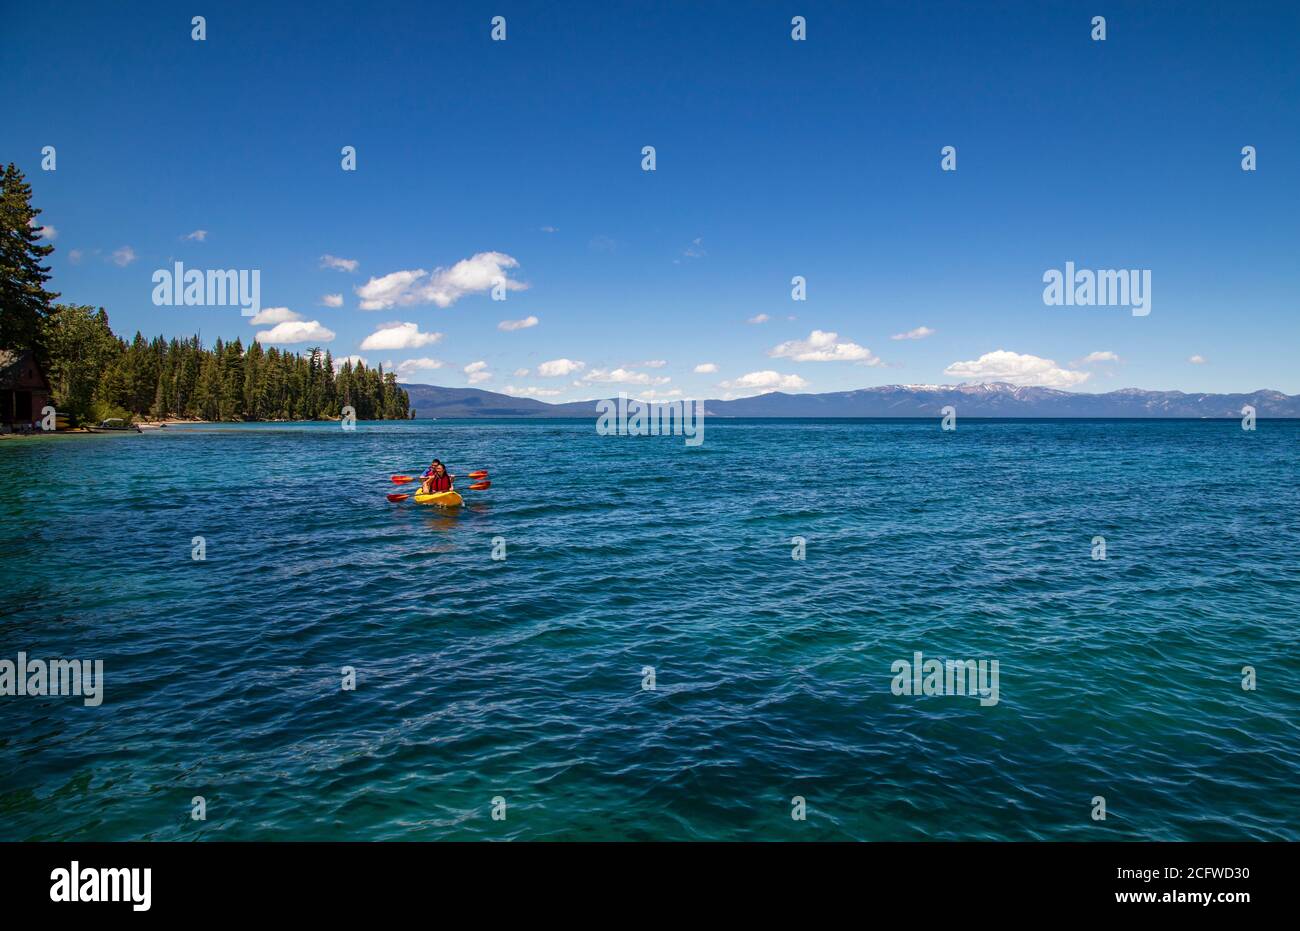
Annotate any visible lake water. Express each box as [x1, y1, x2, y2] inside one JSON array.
[[1, 419, 1297, 840]]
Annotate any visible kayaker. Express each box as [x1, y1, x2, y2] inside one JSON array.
[[420, 460, 454, 495]]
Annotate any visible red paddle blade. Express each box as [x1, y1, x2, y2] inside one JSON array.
[[391, 474, 418, 484], [467, 481, 491, 491], [386, 492, 411, 502], [466, 470, 488, 479]]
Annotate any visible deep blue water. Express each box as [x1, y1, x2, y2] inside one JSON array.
[[1, 419, 1297, 840]]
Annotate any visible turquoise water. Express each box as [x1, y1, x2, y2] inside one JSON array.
[[1, 419, 1297, 841]]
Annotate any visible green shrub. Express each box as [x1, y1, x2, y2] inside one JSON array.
[[87, 399, 133, 425]]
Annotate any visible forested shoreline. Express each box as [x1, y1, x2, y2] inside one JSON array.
[[45, 304, 410, 424], [1, 162, 410, 426]]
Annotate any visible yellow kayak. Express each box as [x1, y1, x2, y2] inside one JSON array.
[[413, 489, 463, 507]]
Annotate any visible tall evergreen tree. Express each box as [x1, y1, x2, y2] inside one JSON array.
[[0, 163, 60, 359]]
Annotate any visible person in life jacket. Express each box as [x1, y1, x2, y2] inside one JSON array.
[[420, 460, 454, 495]]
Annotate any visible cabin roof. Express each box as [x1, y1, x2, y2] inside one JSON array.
[[0, 349, 52, 391]]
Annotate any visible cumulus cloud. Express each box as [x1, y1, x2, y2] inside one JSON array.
[[719, 370, 809, 391], [769, 330, 881, 365], [355, 270, 423, 310], [943, 350, 1089, 388], [320, 293, 344, 307], [356, 251, 526, 310], [255, 320, 336, 344], [249, 306, 303, 326], [321, 254, 359, 272], [639, 359, 668, 368], [746, 314, 770, 325], [464, 361, 492, 384], [1073, 350, 1120, 366], [1188, 354, 1207, 364], [393, 357, 445, 377], [537, 358, 585, 377], [693, 362, 718, 374], [891, 326, 935, 341], [582, 367, 670, 386], [498, 315, 539, 331], [111, 245, 136, 266], [359, 321, 443, 351], [182, 229, 208, 242]]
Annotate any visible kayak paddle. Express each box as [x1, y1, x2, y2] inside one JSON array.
[[390, 469, 488, 484], [386, 480, 490, 502]]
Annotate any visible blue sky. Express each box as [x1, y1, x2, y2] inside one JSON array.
[[5, 0, 1298, 398]]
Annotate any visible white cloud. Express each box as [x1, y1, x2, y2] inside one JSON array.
[[359, 321, 443, 351], [540, 226, 559, 234], [255, 320, 336, 344], [693, 362, 718, 374], [503, 385, 564, 397], [891, 326, 935, 341], [537, 358, 585, 377], [249, 306, 303, 326], [630, 388, 684, 400], [681, 237, 706, 259], [719, 370, 809, 391], [747, 314, 770, 325], [1188, 354, 1207, 364], [356, 251, 526, 310], [182, 229, 208, 242], [32, 222, 56, 240], [498, 315, 539, 331], [513, 368, 530, 377], [639, 359, 668, 368], [355, 269, 424, 310], [68, 249, 83, 264], [333, 354, 368, 373], [1073, 350, 1120, 366], [769, 329, 881, 365], [464, 361, 492, 384], [320, 293, 343, 307], [943, 350, 1089, 388], [394, 357, 445, 377], [583, 367, 670, 386], [321, 254, 359, 272], [111, 245, 136, 267]]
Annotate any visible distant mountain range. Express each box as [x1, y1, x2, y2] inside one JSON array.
[[398, 382, 1300, 418]]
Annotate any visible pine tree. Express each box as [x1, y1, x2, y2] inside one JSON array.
[[220, 338, 245, 420], [0, 163, 60, 359]]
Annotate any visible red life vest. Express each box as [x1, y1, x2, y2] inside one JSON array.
[[425, 473, 452, 492]]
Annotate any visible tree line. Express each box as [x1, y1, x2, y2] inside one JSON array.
[[1, 162, 410, 424]]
